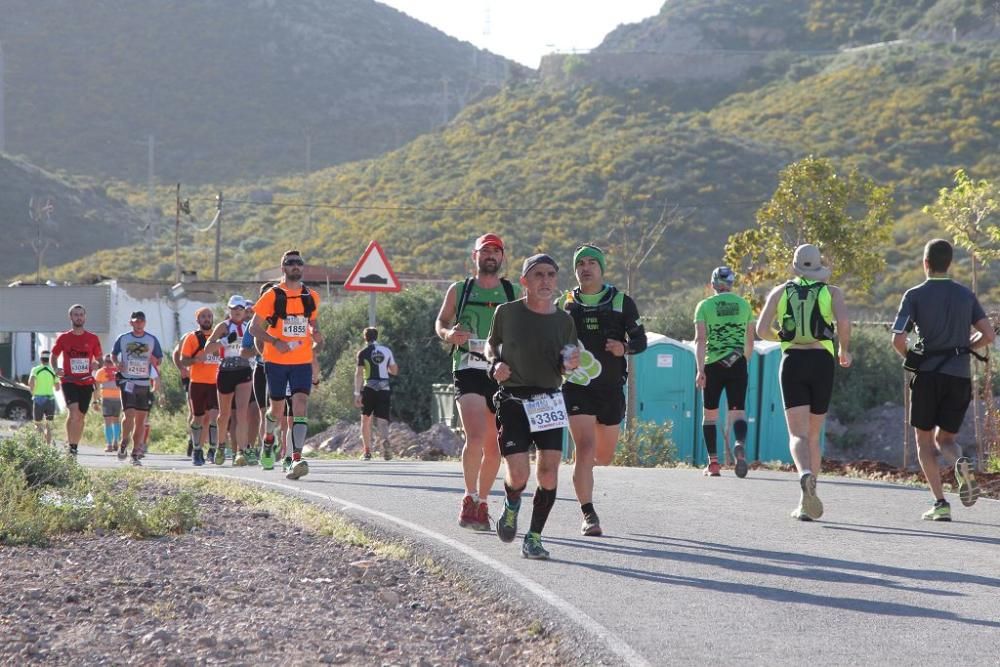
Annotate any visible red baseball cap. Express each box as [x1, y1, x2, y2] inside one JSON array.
[[474, 233, 505, 252]]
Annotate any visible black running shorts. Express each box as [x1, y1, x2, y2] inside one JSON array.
[[121, 384, 154, 412], [361, 387, 391, 420], [779, 349, 835, 414], [562, 383, 625, 426], [189, 382, 219, 417], [61, 382, 94, 414], [703, 357, 748, 411], [494, 387, 565, 457], [217, 367, 252, 395], [909, 372, 971, 433], [454, 368, 499, 413]]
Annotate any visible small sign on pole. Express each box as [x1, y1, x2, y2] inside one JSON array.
[[344, 241, 402, 326]]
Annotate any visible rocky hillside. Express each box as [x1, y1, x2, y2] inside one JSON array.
[[0, 0, 521, 183]]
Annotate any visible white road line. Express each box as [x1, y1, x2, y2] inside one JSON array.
[[194, 470, 651, 667]]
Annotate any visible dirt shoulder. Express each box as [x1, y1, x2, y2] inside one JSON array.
[[0, 480, 576, 666]]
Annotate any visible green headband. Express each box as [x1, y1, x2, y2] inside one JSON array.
[[574, 245, 606, 274]]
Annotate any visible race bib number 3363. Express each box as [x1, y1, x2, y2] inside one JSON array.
[[523, 394, 569, 433]]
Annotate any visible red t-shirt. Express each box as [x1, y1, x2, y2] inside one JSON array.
[[51, 330, 103, 385]]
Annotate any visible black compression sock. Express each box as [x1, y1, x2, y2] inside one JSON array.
[[581, 502, 595, 517], [504, 482, 525, 505], [529, 487, 557, 535], [703, 423, 717, 457], [733, 419, 748, 443]]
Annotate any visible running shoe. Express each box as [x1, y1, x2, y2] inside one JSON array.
[[496, 500, 520, 543], [67, 443, 78, 457], [382, 440, 392, 461], [703, 461, 721, 477], [286, 459, 309, 480], [790, 506, 813, 521], [474, 501, 491, 531], [104, 444, 116, 453], [193, 448, 205, 466], [260, 446, 274, 471], [131, 456, 142, 467], [206, 447, 217, 464], [458, 495, 477, 529], [954, 457, 979, 508], [799, 473, 823, 520], [214, 447, 225, 466], [521, 532, 550, 560], [233, 452, 248, 467], [118, 439, 130, 461], [281, 456, 293, 473], [922, 500, 952, 521], [245, 449, 259, 466], [733, 443, 748, 479], [581, 512, 603, 537], [361, 450, 372, 461], [186, 441, 194, 458]]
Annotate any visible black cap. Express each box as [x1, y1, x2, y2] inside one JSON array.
[[130, 311, 146, 321], [521, 253, 559, 277]]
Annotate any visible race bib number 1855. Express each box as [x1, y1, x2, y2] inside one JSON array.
[[282, 316, 308, 338], [523, 393, 569, 433]]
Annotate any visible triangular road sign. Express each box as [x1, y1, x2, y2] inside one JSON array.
[[344, 240, 402, 292]]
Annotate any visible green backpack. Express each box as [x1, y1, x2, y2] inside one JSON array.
[[779, 281, 834, 344]]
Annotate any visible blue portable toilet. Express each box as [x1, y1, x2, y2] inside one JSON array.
[[632, 333, 699, 464]]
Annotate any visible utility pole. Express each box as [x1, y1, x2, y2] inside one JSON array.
[[146, 135, 155, 240], [174, 184, 181, 284], [214, 191, 223, 281], [305, 133, 313, 236], [28, 196, 55, 283]]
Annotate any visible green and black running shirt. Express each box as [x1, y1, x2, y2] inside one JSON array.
[[451, 279, 521, 372], [693, 292, 753, 365]]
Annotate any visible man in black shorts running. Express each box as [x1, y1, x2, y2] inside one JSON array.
[[488, 253, 579, 560], [891, 239, 993, 521], [558, 244, 646, 536], [694, 266, 754, 478], [757, 244, 851, 521], [353, 327, 399, 460]]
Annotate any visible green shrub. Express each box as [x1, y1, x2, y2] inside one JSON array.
[[146, 490, 200, 535], [0, 462, 49, 545], [0, 430, 83, 488], [643, 287, 706, 341], [830, 325, 902, 423], [613, 420, 676, 467]]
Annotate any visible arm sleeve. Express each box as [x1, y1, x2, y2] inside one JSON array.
[[890, 292, 913, 334], [623, 296, 647, 354]]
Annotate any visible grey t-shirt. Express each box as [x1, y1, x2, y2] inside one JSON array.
[[891, 278, 987, 378], [487, 299, 577, 390]]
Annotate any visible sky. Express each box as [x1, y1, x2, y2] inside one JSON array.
[[378, 0, 666, 68]]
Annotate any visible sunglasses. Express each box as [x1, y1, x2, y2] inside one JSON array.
[[283, 259, 304, 266]]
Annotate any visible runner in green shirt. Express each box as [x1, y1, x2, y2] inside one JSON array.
[[694, 267, 754, 478], [28, 350, 60, 446]]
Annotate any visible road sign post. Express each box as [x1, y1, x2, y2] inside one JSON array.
[[343, 240, 402, 326]]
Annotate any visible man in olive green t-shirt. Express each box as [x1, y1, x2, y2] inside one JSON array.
[[29, 350, 60, 445], [487, 253, 579, 560], [694, 266, 754, 478]]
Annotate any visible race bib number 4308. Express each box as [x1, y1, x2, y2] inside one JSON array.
[[523, 393, 569, 433], [282, 316, 308, 338]]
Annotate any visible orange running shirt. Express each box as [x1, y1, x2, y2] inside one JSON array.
[[180, 331, 222, 384], [253, 284, 320, 365], [93, 367, 121, 399]]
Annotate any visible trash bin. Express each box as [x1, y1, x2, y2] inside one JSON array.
[[431, 383, 463, 436]]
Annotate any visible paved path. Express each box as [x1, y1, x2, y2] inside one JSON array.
[[83, 449, 1000, 666]]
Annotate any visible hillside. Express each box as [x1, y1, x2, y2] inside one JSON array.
[[0, 155, 138, 279], [0, 0, 520, 183], [37, 0, 1000, 313]]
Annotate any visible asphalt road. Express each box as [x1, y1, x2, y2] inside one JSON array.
[[83, 449, 1000, 666]]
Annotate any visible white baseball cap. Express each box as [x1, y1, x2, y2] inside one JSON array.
[[227, 294, 247, 309]]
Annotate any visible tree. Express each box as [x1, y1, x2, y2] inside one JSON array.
[[923, 169, 999, 295], [724, 156, 894, 300]]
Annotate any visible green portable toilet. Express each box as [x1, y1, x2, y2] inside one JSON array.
[[632, 333, 699, 463]]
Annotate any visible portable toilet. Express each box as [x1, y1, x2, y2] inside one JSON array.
[[632, 333, 699, 463]]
